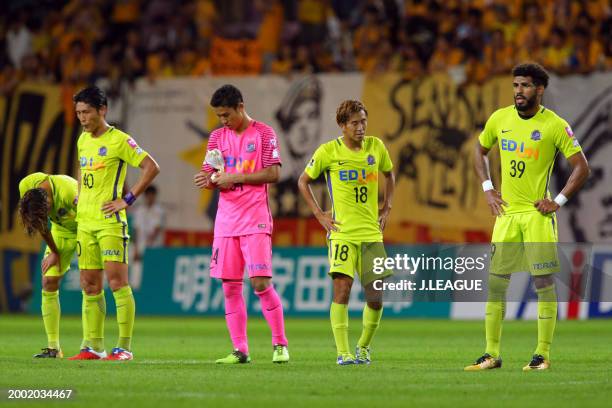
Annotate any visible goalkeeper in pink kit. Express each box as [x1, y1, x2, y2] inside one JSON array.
[[194, 84, 289, 364]]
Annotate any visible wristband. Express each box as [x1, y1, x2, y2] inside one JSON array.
[[553, 193, 568, 207], [123, 191, 136, 206], [482, 180, 494, 192]]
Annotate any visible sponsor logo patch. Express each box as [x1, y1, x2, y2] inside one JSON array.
[[127, 137, 138, 149], [565, 126, 574, 138]]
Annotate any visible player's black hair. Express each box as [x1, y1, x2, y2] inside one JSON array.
[[73, 86, 107, 110], [145, 185, 158, 195], [210, 84, 244, 109], [18, 188, 49, 236], [512, 63, 549, 88]]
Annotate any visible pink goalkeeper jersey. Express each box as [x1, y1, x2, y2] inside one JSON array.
[[202, 121, 281, 237]]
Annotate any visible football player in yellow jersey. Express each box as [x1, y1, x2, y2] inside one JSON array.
[[298, 100, 395, 365], [69, 86, 160, 361], [18, 173, 87, 358], [466, 63, 590, 372]]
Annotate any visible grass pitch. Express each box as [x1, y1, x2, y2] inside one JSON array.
[[1, 315, 610, 407]]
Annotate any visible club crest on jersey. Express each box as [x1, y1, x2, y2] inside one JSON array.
[[98, 146, 107, 156], [530, 130, 541, 141], [246, 142, 256, 152], [367, 155, 376, 165]]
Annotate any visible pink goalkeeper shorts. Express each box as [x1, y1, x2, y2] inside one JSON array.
[[210, 233, 273, 280]]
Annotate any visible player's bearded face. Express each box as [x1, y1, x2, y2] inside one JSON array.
[[513, 76, 538, 112]]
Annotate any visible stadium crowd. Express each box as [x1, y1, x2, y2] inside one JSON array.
[[1, 0, 611, 95]]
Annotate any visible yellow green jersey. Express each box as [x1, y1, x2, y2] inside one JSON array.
[[479, 105, 582, 215], [18, 173, 78, 237], [305, 136, 393, 242], [77, 126, 148, 228]]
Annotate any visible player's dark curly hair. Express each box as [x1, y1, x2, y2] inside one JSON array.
[[210, 84, 244, 109], [18, 188, 50, 236], [73, 86, 107, 110], [512, 63, 549, 88], [336, 100, 368, 126]]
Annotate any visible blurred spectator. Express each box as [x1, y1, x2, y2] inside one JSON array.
[[257, 0, 284, 70], [398, 42, 424, 81], [428, 34, 463, 74], [130, 184, 165, 290], [515, 27, 544, 66], [122, 29, 146, 82], [353, 5, 388, 72], [190, 40, 212, 76], [6, 12, 32, 69], [132, 185, 166, 262], [292, 45, 315, 74], [146, 48, 174, 80], [61, 39, 94, 85], [543, 27, 571, 75], [569, 27, 604, 74], [483, 29, 513, 76], [270, 44, 292, 75], [297, 0, 328, 45]]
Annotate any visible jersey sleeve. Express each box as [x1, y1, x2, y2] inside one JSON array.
[[479, 111, 498, 149], [261, 125, 282, 168], [201, 130, 220, 173], [118, 135, 149, 167], [304, 144, 330, 179], [553, 118, 582, 158], [377, 138, 393, 172]]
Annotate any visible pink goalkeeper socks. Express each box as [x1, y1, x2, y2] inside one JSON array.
[[222, 281, 249, 354], [255, 285, 288, 346]]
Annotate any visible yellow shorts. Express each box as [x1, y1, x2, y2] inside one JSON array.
[[43, 232, 77, 277], [77, 223, 129, 270], [328, 240, 392, 285], [490, 212, 559, 276]]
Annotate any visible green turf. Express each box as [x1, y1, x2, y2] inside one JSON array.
[[0, 315, 610, 407]]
